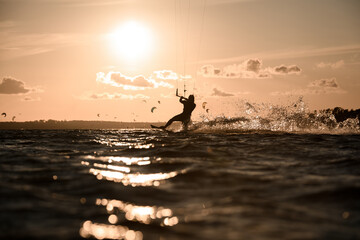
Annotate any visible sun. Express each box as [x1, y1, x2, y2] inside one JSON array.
[[107, 21, 153, 62]]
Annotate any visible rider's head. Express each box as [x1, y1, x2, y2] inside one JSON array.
[[188, 95, 195, 102]]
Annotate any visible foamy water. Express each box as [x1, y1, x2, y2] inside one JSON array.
[[195, 98, 359, 134]]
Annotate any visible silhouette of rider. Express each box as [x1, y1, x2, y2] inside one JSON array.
[[161, 95, 196, 130]]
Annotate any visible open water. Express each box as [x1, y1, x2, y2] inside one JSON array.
[[1, 109, 360, 240]]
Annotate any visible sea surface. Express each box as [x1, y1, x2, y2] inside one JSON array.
[[1, 117, 360, 239]]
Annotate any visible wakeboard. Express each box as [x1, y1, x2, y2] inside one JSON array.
[[150, 125, 187, 133], [150, 125, 164, 129]]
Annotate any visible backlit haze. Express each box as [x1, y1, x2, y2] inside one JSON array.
[[1, 0, 359, 122]]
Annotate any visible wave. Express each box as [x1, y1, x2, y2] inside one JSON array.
[[192, 97, 360, 134]]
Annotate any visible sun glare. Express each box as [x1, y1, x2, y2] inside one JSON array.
[[108, 21, 153, 62]]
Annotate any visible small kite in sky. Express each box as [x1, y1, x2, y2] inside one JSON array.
[[158, 101, 161, 104], [1, 112, 6, 117], [202, 102, 207, 109], [151, 107, 157, 113], [97, 114, 100, 117], [206, 109, 210, 113], [12, 116, 16, 121]]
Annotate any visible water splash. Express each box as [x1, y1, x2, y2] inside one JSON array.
[[195, 97, 359, 134]]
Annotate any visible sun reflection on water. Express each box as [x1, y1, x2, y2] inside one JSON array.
[[84, 156, 154, 166], [89, 168, 180, 186], [96, 198, 179, 226], [79, 220, 143, 240], [93, 138, 154, 149], [93, 163, 131, 173], [80, 198, 179, 240], [81, 156, 186, 186]]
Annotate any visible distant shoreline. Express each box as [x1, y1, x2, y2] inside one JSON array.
[[0, 120, 165, 130]]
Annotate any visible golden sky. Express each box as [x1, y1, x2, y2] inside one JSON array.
[[1, 0, 360, 121]]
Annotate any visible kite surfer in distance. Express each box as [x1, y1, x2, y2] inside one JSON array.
[[152, 93, 196, 131]]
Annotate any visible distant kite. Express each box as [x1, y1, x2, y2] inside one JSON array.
[[142, 100, 147, 103], [206, 109, 210, 113], [151, 107, 157, 113], [97, 114, 100, 117], [202, 102, 207, 109], [12, 116, 16, 121], [1, 112, 6, 117], [158, 101, 161, 104]]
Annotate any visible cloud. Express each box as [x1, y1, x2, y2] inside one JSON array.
[[270, 65, 301, 75], [151, 70, 179, 81], [211, 88, 234, 97], [199, 59, 300, 79], [246, 59, 261, 73], [80, 92, 150, 100], [316, 60, 345, 69], [96, 71, 174, 90], [0, 77, 31, 94], [198, 65, 222, 77], [110, 73, 152, 88], [271, 78, 346, 96], [199, 59, 269, 79], [307, 78, 339, 88], [221, 59, 267, 78]]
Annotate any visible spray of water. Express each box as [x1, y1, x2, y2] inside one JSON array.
[[193, 97, 360, 134]]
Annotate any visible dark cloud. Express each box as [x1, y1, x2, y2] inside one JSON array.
[[246, 59, 261, 73], [308, 78, 338, 88], [199, 65, 222, 77], [0, 77, 30, 94], [273, 65, 301, 74], [199, 60, 267, 79], [211, 88, 234, 97]]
